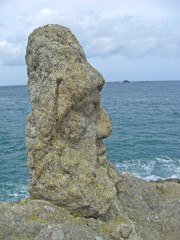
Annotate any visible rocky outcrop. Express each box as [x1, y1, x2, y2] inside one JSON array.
[[0, 198, 141, 240], [115, 172, 180, 240], [0, 24, 179, 240], [25, 24, 115, 218], [0, 174, 179, 240]]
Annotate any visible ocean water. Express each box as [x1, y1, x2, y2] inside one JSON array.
[[0, 81, 180, 202]]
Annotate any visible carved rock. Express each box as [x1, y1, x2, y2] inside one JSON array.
[[25, 24, 115, 217]]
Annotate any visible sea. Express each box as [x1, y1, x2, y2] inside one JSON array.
[[0, 81, 180, 202]]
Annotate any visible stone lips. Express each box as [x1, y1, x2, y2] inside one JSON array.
[[25, 24, 115, 217]]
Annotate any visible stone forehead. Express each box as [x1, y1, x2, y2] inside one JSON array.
[[26, 24, 86, 62], [26, 24, 105, 100]]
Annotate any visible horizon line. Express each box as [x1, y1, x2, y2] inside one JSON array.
[[0, 79, 180, 87]]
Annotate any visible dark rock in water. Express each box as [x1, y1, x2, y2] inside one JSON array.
[[0, 24, 180, 240], [123, 80, 130, 83]]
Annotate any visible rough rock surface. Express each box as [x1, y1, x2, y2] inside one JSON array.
[[0, 24, 180, 240], [25, 24, 115, 218], [0, 199, 141, 240], [0, 175, 180, 240]]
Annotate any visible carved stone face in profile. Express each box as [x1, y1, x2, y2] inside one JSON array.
[[25, 24, 116, 217], [59, 85, 112, 166]]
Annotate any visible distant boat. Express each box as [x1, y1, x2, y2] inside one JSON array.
[[123, 80, 130, 83]]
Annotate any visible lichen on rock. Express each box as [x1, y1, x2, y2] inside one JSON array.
[[25, 24, 115, 218]]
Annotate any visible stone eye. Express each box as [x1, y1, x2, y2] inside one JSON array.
[[83, 103, 95, 116]]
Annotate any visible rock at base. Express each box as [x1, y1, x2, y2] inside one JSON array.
[[0, 173, 180, 239]]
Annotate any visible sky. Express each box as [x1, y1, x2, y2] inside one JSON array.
[[0, 0, 180, 86]]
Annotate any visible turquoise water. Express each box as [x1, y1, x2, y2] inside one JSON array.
[[0, 81, 180, 202], [0, 86, 30, 202], [103, 81, 180, 181]]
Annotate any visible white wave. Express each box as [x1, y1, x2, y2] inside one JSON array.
[[0, 180, 29, 202], [155, 155, 174, 163], [115, 156, 180, 181]]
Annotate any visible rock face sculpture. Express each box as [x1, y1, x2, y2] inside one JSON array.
[[0, 24, 179, 240], [25, 24, 116, 217]]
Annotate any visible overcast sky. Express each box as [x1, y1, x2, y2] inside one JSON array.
[[0, 0, 180, 86]]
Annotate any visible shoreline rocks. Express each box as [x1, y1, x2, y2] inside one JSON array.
[[0, 172, 180, 239], [0, 197, 141, 240]]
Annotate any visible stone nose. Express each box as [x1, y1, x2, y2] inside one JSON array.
[[95, 105, 112, 139]]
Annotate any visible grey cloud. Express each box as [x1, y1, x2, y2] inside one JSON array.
[[1, 10, 179, 67], [0, 22, 7, 27], [0, 40, 26, 66], [75, 15, 180, 59]]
